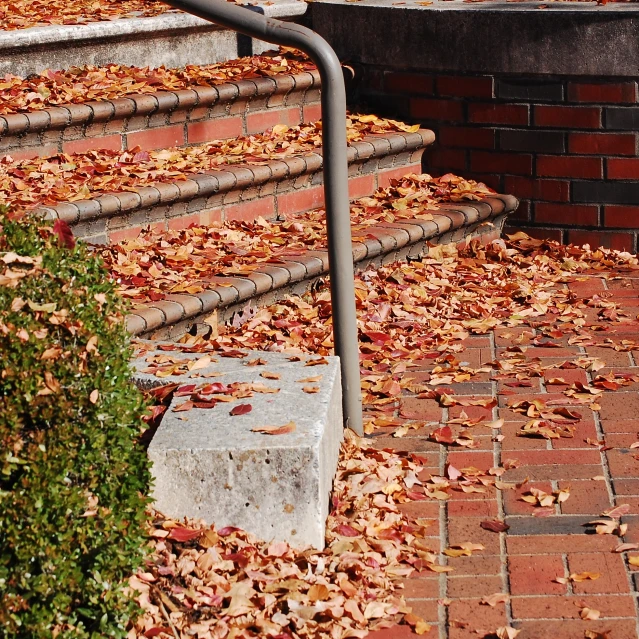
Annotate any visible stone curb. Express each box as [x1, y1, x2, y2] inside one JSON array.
[[0, 2, 308, 77], [125, 192, 519, 337]]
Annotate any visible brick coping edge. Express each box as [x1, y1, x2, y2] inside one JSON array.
[[35, 129, 436, 225]]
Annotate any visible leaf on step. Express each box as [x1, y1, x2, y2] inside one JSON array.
[[230, 404, 252, 416], [251, 421, 296, 435]]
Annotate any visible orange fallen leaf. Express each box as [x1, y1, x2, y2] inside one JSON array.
[[251, 421, 296, 435], [481, 593, 510, 606]]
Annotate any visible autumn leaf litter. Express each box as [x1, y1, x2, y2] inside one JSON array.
[[126, 226, 639, 638], [0, 115, 419, 211]]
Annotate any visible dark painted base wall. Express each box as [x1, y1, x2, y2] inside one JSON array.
[[311, 1, 639, 251], [361, 70, 639, 252]]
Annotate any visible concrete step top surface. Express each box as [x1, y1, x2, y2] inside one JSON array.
[[0, 1, 307, 51], [133, 343, 343, 549], [123, 191, 519, 339], [0, 1, 308, 76]]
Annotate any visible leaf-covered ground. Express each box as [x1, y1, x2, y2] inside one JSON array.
[[0, 49, 314, 114], [127, 233, 639, 638], [101, 173, 494, 303], [0, 116, 418, 210]]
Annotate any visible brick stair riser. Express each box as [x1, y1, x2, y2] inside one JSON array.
[[38, 131, 433, 243], [124, 194, 517, 340], [1, 72, 322, 161]]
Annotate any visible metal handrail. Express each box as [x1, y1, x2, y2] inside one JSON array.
[[162, 0, 363, 435]]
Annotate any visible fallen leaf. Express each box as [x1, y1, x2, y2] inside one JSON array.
[[602, 504, 631, 518], [480, 520, 510, 533], [251, 421, 296, 435], [580, 607, 601, 621], [230, 404, 252, 416], [481, 593, 509, 606], [167, 527, 202, 542]]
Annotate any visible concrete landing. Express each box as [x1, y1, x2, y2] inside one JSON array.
[[0, 1, 307, 76], [132, 346, 343, 549]]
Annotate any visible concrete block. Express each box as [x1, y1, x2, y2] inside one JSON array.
[[132, 346, 343, 549]]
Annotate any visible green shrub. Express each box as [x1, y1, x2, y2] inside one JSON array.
[[0, 209, 151, 638]]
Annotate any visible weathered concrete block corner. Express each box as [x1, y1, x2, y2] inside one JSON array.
[[132, 347, 344, 550]]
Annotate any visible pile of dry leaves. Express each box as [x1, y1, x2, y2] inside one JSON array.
[[127, 431, 434, 639], [125, 233, 639, 638], [101, 173, 494, 303], [187, 234, 639, 431], [0, 49, 314, 113], [0, 116, 418, 210]]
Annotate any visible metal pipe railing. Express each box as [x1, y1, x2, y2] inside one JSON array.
[[162, 0, 363, 435]]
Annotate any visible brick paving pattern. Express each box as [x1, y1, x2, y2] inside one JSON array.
[[365, 272, 639, 639]]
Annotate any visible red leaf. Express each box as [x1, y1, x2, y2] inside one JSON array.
[[378, 528, 403, 542], [230, 403, 252, 416], [52, 219, 76, 249], [335, 524, 360, 537], [175, 384, 197, 397], [193, 400, 218, 409], [218, 526, 242, 537], [363, 331, 391, 345], [430, 426, 454, 445], [480, 519, 510, 533], [406, 490, 428, 501], [167, 527, 202, 542], [148, 383, 179, 402], [144, 628, 171, 638]]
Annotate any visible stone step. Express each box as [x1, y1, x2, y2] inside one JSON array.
[[1, 64, 323, 161], [34, 128, 433, 243], [132, 344, 343, 550], [0, 1, 308, 77], [124, 191, 519, 340]]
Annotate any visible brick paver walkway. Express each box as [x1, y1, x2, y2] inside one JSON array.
[[366, 271, 639, 639]]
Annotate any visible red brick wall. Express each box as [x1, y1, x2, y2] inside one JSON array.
[[365, 71, 639, 252]]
